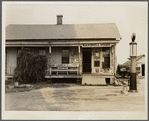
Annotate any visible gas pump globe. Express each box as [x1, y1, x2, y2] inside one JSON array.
[[129, 33, 137, 57], [129, 33, 138, 92]]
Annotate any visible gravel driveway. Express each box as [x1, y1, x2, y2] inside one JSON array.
[[5, 79, 146, 111]]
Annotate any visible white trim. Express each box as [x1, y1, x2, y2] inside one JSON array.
[[78, 46, 80, 53], [116, 38, 121, 41], [49, 45, 51, 53]]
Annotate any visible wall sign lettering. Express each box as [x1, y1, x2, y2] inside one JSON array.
[[82, 43, 111, 47]]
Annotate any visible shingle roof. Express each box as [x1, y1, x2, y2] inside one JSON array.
[[6, 23, 121, 40], [123, 54, 145, 66]]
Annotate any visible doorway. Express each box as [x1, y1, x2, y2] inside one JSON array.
[[142, 64, 145, 76], [83, 48, 91, 73]]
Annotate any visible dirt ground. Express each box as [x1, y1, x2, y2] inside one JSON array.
[[5, 79, 146, 111]]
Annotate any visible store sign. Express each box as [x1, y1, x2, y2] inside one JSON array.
[[82, 43, 111, 47]]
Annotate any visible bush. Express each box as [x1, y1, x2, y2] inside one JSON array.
[[13, 48, 47, 84]]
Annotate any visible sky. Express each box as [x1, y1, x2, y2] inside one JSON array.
[[3, 2, 148, 64]]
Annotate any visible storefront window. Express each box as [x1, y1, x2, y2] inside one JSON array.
[[62, 47, 69, 64], [94, 61, 100, 67], [102, 47, 110, 68]]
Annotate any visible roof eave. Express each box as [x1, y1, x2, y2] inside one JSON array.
[[116, 38, 121, 41], [6, 38, 119, 40]]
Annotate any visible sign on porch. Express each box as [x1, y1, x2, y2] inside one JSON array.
[[82, 43, 111, 47]]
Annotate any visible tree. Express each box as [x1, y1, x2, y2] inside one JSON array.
[[13, 48, 47, 84]]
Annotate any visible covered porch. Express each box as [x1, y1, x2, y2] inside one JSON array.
[[45, 43, 82, 79]]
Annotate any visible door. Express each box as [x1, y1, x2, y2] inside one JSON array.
[[83, 48, 91, 73], [142, 64, 145, 76]]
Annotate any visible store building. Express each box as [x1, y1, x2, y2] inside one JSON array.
[[5, 15, 121, 84]]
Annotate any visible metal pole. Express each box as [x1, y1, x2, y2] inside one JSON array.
[[129, 56, 138, 92]]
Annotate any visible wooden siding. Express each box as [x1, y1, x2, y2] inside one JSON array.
[[136, 57, 145, 76], [69, 47, 79, 65], [6, 48, 17, 75], [51, 47, 62, 65]]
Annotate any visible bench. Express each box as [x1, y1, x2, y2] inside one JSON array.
[[46, 64, 79, 75]]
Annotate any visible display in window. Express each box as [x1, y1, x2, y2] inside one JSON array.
[[94, 61, 100, 67], [102, 47, 110, 68], [95, 68, 99, 73]]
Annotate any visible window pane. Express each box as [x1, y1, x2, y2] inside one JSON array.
[[94, 61, 100, 67], [63, 54, 66, 57], [62, 48, 69, 64], [62, 57, 69, 63], [102, 57, 110, 68]]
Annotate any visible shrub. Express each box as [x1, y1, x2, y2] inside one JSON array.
[[13, 48, 47, 84]]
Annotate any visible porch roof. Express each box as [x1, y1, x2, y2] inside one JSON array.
[[6, 23, 121, 40]]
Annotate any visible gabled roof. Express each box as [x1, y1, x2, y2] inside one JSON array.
[[123, 54, 145, 66], [6, 23, 121, 40]]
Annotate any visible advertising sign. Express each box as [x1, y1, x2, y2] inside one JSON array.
[[82, 43, 111, 47]]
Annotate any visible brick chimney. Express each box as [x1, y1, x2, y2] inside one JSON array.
[[57, 15, 63, 25]]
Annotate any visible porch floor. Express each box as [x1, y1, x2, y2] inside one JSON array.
[[82, 73, 114, 77], [45, 74, 82, 79]]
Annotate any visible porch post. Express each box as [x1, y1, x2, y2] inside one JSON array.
[[114, 44, 116, 75], [78, 45, 80, 54], [78, 46, 81, 75], [49, 45, 51, 75], [100, 47, 103, 69], [49, 45, 51, 54]]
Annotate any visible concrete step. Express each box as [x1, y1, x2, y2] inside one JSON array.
[[82, 75, 107, 85]]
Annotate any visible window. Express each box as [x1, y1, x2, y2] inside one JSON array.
[[62, 47, 69, 64], [39, 50, 46, 55], [102, 47, 110, 68], [94, 61, 100, 67]]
